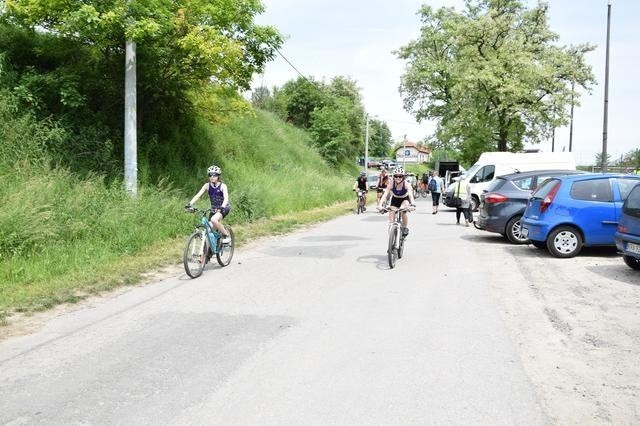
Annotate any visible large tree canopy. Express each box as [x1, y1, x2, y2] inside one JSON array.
[[3, 0, 282, 90], [396, 0, 595, 162]]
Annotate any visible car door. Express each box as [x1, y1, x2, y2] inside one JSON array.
[[569, 178, 616, 245]]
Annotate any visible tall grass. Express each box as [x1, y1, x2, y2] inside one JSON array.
[[0, 105, 355, 321]]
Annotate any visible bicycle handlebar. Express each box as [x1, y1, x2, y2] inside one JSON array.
[[184, 206, 219, 215], [378, 206, 415, 213]]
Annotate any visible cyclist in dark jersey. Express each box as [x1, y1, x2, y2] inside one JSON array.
[[186, 165, 232, 243], [377, 166, 416, 236], [353, 171, 369, 209]]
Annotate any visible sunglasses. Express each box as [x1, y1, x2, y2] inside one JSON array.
[[393, 175, 404, 178], [208, 172, 220, 177]]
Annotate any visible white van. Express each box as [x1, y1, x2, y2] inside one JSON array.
[[464, 151, 576, 210]]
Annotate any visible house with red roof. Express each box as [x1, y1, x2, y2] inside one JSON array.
[[394, 141, 431, 164]]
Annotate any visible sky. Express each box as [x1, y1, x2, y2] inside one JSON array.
[[250, 0, 639, 166]]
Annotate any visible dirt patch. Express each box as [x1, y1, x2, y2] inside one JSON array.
[[482, 243, 640, 424]]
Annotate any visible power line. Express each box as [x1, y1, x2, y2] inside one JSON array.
[[271, 46, 315, 86]]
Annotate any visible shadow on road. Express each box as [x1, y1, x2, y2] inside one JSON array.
[[586, 263, 640, 286], [300, 235, 369, 242], [356, 254, 391, 270], [262, 244, 357, 259]]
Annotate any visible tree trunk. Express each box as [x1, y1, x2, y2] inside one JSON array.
[[497, 112, 508, 151]]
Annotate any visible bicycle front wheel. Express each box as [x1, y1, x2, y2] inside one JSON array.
[[184, 230, 208, 278], [216, 226, 235, 267], [387, 225, 398, 269]]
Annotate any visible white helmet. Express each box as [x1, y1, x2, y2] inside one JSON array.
[[392, 166, 405, 176], [207, 165, 221, 175]]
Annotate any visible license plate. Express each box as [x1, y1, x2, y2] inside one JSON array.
[[521, 227, 529, 238], [628, 242, 640, 255]]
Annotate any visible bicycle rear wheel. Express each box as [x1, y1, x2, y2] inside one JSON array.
[[184, 230, 207, 278], [216, 226, 235, 266], [398, 233, 405, 259], [387, 225, 398, 269]]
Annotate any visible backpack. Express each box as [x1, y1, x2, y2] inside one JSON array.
[[428, 178, 437, 192]]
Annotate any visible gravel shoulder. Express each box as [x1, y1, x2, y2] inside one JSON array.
[[473, 233, 640, 425]]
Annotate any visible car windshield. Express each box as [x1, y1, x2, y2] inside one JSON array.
[[531, 178, 559, 199], [617, 178, 640, 200], [464, 164, 481, 180]]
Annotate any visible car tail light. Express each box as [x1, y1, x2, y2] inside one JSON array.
[[485, 193, 508, 204], [617, 224, 628, 233], [540, 182, 560, 214]]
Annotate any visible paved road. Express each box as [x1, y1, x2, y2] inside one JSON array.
[[0, 198, 547, 424]]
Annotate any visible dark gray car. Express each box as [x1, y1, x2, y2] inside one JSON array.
[[476, 169, 584, 244]]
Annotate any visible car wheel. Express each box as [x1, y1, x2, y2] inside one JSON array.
[[470, 196, 479, 212], [505, 215, 529, 244], [623, 255, 640, 270], [546, 226, 583, 258]]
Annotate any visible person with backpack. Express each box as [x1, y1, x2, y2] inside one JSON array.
[[428, 171, 445, 214]]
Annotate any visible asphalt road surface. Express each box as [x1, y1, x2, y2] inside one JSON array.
[[1, 198, 556, 424]]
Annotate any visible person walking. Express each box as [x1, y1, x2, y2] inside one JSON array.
[[452, 177, 473, 226], [428, 171, 445, 214]]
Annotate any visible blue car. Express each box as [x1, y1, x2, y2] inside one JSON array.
[[614, 183, 640, 270], [521, 173, 640, 258]]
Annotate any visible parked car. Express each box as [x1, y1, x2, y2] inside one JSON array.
[[381, 159, 397, 169], [367, 160, 382, 168], [367, 174, 379, 190], [476, 170, 584, 244], [521, 173, 640, 258], [614, 183, 640, 270]]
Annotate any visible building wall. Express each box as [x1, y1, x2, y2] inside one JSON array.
[[395, 147, 430, 164]]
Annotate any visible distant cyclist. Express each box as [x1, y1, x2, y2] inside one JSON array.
[[353, 171, 369, 209], [376, 168, 390, 204], [377, 166, 416, 237], [186, 165, 231, 243]]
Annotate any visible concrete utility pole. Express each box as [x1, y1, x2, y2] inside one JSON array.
[[124, 27, 137, 195], [601, 1, 611, 173], [364, 113, 370, 174], [569, 80, 575, 152]]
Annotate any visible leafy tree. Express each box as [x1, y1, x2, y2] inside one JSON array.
[[1, 0, 283, 175], [368, 119, 393, 158], [308, 77, 365, 165], [396, 0, 595, 160], [2, 0, 283, 130], [275, 77, 327, 128], [619, 148, 640, 171], [594, 152, 611, 169]]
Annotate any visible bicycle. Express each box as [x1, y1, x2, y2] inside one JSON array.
[[379, 205, 415, 269], [183, 207, 235, 278], [355, 189, 367, 214], [414, 183, 429, 198]]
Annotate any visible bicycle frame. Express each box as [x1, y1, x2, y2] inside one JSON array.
[[382, 206, 414, 268], [199, 214, 222, 254]]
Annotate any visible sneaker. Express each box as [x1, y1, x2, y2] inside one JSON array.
[[221, 234, 231, 244], [401, 227, 409, 237], [465, 221, 470, 227]]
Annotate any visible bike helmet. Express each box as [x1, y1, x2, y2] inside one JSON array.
[[207, 165, 221, 176], [360, 171, 366, 176], [392, 166, 405, 176]]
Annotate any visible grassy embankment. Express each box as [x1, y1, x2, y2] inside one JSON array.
[[0, 107, 355, 325]]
